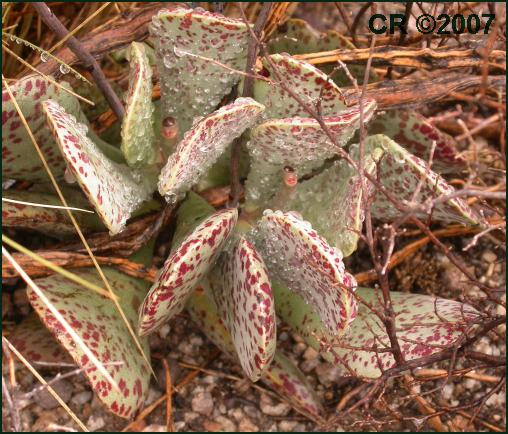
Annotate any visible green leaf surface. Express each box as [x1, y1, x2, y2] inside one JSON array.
[[186, 288, 323, 420], [121, 42, 157, 168], [366, 135, 481, 225], [28, 268, 151, 418], [268, 18, 377, 86], [279, 144, 383, 256], [369, 110, 466, 173], [138, 208, 238, 336], [252, 210, 357, 336], [252, 54, 347, 119], [274, 285, 480, 378], [245, 99, 376, 210], [2, 75, 122, 182], [158, 97, 264, 202], [43, 99, 153, 234], [2, 189, 103, 238], [209, 236, 276, 381], [9, 313, 73, 365], [150, 7, 250, 137]]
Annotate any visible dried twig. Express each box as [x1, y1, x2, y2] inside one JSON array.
[[31, 2, 125, 119]]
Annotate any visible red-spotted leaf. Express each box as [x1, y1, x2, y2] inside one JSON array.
[[43, 99, 153, 234], [138, 208, 238, 336], [2, 75, 121, 182], [186, 288, 323, 420], [267, 19, 378, 86], [274, 285, 480, 379], [209, 237, 276, 381], [245, 99, 377, 208], [367, 135, 481, 225], [27, 268, 151, 418], [253, 210, 357, 336], [369, 110, 466, 173], [158, 97, 264, 202], [2, 189, 103, 238], [9, 313, 72, 365], [279, 145, 383, 256], [252, 53, 347, 119], [121, 42, 157, 168], [150, 8, 250, 136]]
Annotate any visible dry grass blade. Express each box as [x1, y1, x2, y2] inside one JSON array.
[[162, 359, 174, 432], [3, 337, 89, 432], [2, 77, 154, 376], [2, 235, 115, 299], [2, 43, 95, 105], [2, 246, 119, 393], [2, 197, 94, 213], [47, 2, 112, 54], [3, 33, 92, 84]]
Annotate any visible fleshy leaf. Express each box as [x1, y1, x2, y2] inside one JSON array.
[[2, 189, 104, 238], [121, 42, 157, 168], [150, 7, 250, 136], [9, 313, 72, 365], [2, 75, 121, 182], [279, 145, 383, 256], [369, 110, 466, 173], [245, 99, 376, 209], [267, 18, 377, 86], [138, 208, 238, 336], [274, 285, 480, 378], [27, 268, 151, 418], [252, 210, 357, 336], [43, 99, 153, 234], [158, 97, 264, 202], [252, 53, 347, 119], [209, 237, 276, 381], [186, 288, 323, 420], [366, 135, 481, 225]]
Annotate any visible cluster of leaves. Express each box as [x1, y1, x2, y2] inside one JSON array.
[[4, 7, 485, 421]]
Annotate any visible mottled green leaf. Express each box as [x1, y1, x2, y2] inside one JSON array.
[[158, 97, 264, 202], [150, 7, 250, 137], [43, 99, 153, 234], [2, 75, 121, 182], [2, 189, 103, 238], [268, 18, 377, 86], [28, 268, 151, 418], [121, 42, 157, 168], [369, 110, 466, 173], [274, 285, 480, 378], [9, 313, 72, 365], [138, 208, 238, 336], [209, 237, 276, 381], [186, 288, 323, 419], [278, 144, 383, 256], [366, 135, 481, 225], [252, 54, 346, 119], [245, 99, 376, 211], [253, 210, 357, 336]]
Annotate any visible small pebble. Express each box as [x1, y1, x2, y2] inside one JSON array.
[[191, 391, 214, 416], [142, 424, 167, 432], [278, 420, 298, 431], [482, 250, 497, 263], [86, 415, 105, 432], [35, 379, 73, 410], [239, 417, 259, 432], [303, 347, 319, 361], [71, 391, 92, 406], [260, 394, 290, 416]]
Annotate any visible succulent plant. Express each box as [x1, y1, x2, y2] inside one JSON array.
[[4, 6, 484, 421]]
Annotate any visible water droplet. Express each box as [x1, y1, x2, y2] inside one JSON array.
[[59, 63, 70, 74], [40, 52, 50, 62]]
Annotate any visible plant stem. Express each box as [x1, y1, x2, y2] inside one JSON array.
[[32, 2, 125, 120], [229, 2, 272, 207]]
